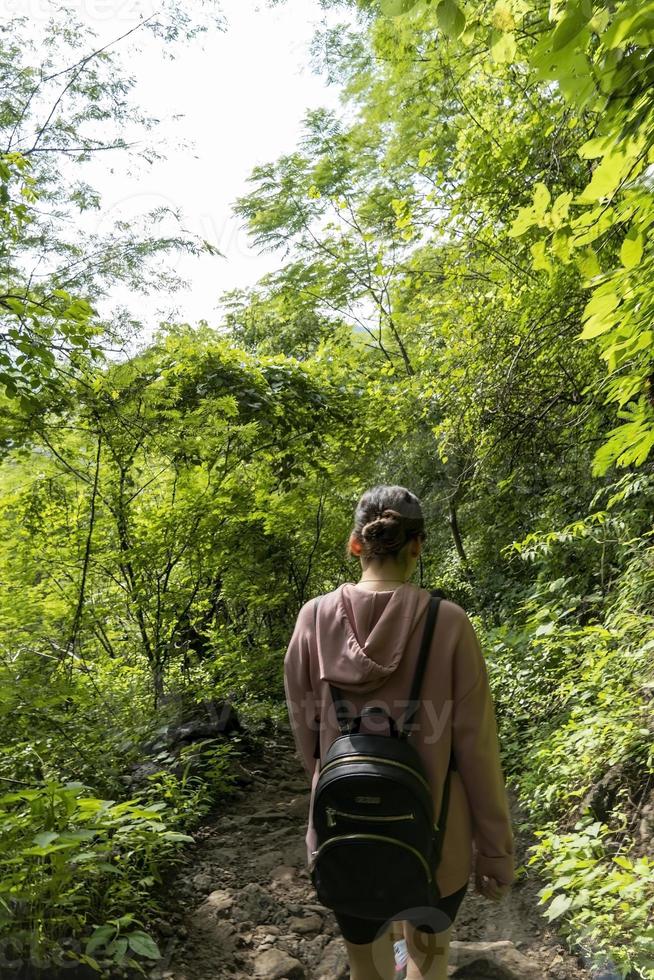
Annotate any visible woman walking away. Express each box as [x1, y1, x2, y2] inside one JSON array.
[[283, 485, 515, 980]]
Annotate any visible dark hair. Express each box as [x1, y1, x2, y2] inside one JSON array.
[[349, 485, 426, 563]]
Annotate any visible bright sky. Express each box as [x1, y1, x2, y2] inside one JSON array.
[[51, 0, 345, 336]]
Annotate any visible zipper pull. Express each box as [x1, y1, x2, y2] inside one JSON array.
[[326, 807, 336, 828]]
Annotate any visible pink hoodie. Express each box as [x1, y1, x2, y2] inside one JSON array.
[[283, 581, 515, 896]]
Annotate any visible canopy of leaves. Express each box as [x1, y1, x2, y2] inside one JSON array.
[[1, 2, 654, 976]]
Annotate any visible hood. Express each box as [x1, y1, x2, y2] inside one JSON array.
[[315, 582, 430, 694]]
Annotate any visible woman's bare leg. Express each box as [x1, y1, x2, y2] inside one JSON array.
[[343, 924, 396, 980], [403, 922, 452, 980]]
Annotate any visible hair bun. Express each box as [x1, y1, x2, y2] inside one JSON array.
[[348, 485, 425, 562], [361, 509, 405, 554]]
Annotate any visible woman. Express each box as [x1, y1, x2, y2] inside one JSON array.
[[283, 485, 514, 980]]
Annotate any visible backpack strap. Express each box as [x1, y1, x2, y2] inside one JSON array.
[[312, 590, 461, 765], [399, 595, 440, 738], [401, 592, 457, 783], [313, 597, 322, 758]]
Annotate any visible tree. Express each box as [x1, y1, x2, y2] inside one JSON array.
[[356, 0, 654, 472], [0, 4, 223, 441]]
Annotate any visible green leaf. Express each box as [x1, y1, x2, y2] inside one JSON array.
[[380, 0, 419, 14], [508, 205, 536, 237], [491, 31, 517, 63], [86, 925, 115, 956], [578, 136, 613, 160], [583, 290, 620, 322], [577, 140, 646, 204], [545, 892, 573, 920], [436, 0, 466, 38], [603, 7, 654, 49], [531, 240, 553, 273], [551, 4, 591, 52], [533, 182, 551, 216], [127, 932, 161, 960], [579, 318, 617, 341], [551, 191, 573, 226], [491, 1, 516, 32], [575, 249, 601, 280], [579, 288, 621, 339], [107, 937, 129, 962], [620, 226, 644, 269]]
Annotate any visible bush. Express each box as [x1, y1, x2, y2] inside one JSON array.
[[0, 779, 198, 975]]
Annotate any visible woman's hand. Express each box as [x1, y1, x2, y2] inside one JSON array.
[[474, 871, 510, 901]]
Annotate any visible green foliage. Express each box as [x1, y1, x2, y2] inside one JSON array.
[[3, 2, 654, 977], [142, 740, 239, 823], [266, 7, 654, 971], [0, 150, 102, 420], [0, 7, 224, 444], [496, 0, 654, 472], [529, 817, 654, 979], [0, 783, 188, 973], [358, 0, 654, 471]]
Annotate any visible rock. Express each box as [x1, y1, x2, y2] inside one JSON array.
[[268, 825, 297, 841], [213, 846, 239, 862], [578, 763, 626, 822], [233, 882, 279, 924], [450, 940, 543, 979], [192, 871, 213, 891], [285, 796, 311, 818], [252, 947, 305, 979], [188, 899, 238, 959], [450, 941, 515, 964], [287, 914, 322, 934], [280, 840, 307, 867], [451, 964, 514, 979], [231, 759, 255, 785], [270, 864, 297, 883], [249, 810, 292, 823], [128, 760, 166, 785], [205, 888, 233, 913], [315, 937, 348, 980], [216, 814, 251, 829], [256, 850, 284, 873], [166, 700, 241, 748]]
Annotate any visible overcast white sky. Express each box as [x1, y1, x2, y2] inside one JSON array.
[[32, 0, 346, 335]]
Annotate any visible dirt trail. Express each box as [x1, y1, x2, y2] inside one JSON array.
[[147, 730, 593, 980]]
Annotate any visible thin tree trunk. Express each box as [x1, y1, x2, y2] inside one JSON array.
[[448, 501, 470, 568], [64, 431, 102, 666]]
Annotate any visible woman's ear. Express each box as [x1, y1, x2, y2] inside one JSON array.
[[349, 534, 362, 556]]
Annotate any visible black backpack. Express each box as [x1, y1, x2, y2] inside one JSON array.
[[309, 591, 456, 921]]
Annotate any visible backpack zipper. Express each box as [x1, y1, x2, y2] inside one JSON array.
[[319, 755, 431, 795], [326, 807, 416, 828], [313, 832, 432, 882]]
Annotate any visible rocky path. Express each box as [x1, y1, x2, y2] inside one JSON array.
[[147, 730, 593, 980]]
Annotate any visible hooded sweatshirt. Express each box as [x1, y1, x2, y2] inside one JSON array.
[[283, 581, 515, 897]]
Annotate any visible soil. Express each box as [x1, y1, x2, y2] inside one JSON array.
[[144, 729, 598, 980]]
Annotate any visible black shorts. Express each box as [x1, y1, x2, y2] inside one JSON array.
[[334, 882, 468, 945]]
